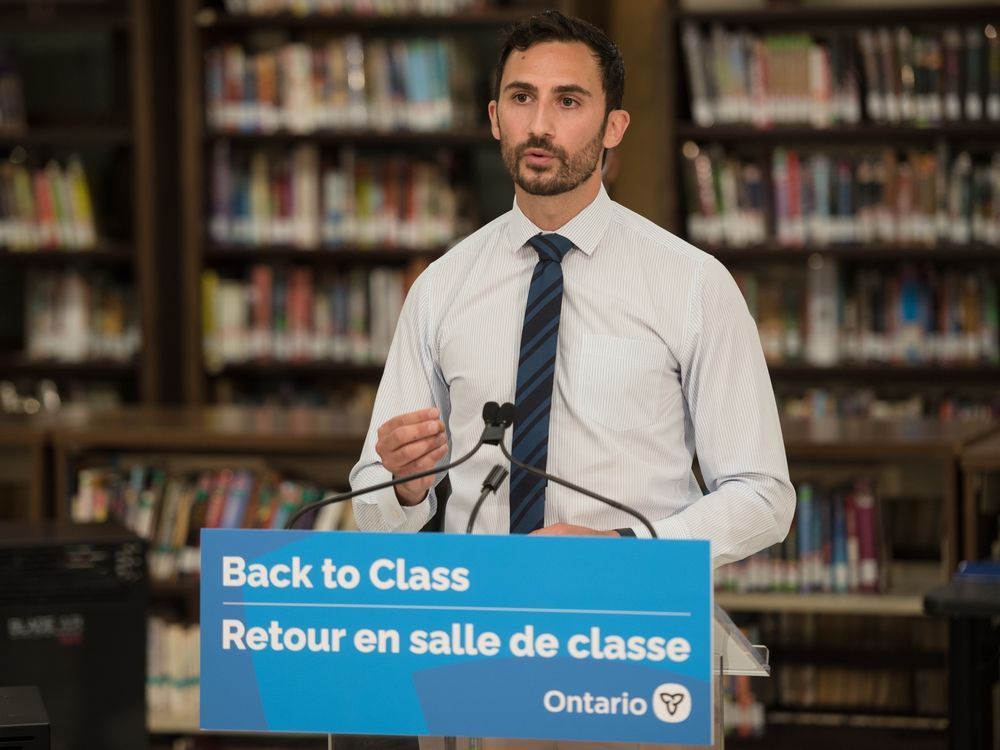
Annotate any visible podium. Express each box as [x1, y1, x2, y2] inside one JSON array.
[[412, 606, 769, 750], [201, 530, 770, 749]]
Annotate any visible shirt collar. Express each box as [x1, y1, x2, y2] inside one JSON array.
[[506, 183, 613, 257]]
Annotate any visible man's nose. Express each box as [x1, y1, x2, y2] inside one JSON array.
[[528, 103, 554, 138]]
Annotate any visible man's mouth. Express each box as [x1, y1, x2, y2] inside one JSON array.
[[523, 148, 556, 166]]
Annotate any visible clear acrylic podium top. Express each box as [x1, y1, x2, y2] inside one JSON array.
[[714, 604, 769, 677]]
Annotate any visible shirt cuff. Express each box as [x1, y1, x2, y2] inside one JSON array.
[[622, 514, 692, 540], [353, 464, 435, 532], [653, 513, 692, 540]]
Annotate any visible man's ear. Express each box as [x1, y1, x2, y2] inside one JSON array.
[[602, 109, 630, 149], [488, 100, 501, 141]]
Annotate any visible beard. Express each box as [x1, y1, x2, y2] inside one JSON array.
[[500, 121, 606, 196]]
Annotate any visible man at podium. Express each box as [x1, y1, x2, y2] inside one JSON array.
[[350, 10, 793, 569]]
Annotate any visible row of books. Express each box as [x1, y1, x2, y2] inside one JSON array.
[[202, 262, 421, 369], [71, 463, 353, 581], [25, 270, 140, 363], [722, 673, 765, 738], [210, 143, 468, 249], [756, 613, 947, 715], [211, 380, 377, 419], [206, 37, 476, 134], [0, 377, 127, 415], [0, 52, 25, 133], [778, 388, 1000, 422], [683, 144, 1000, 248], [776, 666, 927, 712], [682, 25, 861, 128], [148, 618, 199, 723], [221, 0, 480, 15], [681, 22, 1000, 128], [721, 623, 766, 738], [716, 479, 881, 594], [735, 264, 1000, 366], [0, 158, 97, 251], [209, 370, 1000, 425]]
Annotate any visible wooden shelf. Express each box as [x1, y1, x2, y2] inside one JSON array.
[[196, 7, 530, 30], [0, 124, 132, 147], [676, 123, 1000, 143], [0, 8, 129, 28], [767, 709, 947, 729], [768, 363, 1000, 382], [677, 4, 998, 27], [0, 244, 133, 266], [206, 128, 495, 146], [210, 362, 385, 379], [0, 357, 137, 378], [716, 591, 928, 617], [50, 405, 368, 453], [706, 243, 1000, 264], [725, 716, 947, 750], [780, 416, 997, 461], [959, 430, 1000, 471], [771, 645, 946, 669], [204, 244, 443, 265]]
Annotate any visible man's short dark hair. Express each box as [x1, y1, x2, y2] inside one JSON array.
[[493, 10, 625, 114]]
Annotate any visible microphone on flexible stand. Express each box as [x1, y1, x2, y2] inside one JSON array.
[[285, 402, 503, 530], [466, 403, 515, 533], [486, 401, 660, 538]]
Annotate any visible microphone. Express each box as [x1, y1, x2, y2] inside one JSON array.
[[466, 404, 515, 533], [284, 402, 503, 530], [496, 401, 659, 538], [466, 465, 509, 534]]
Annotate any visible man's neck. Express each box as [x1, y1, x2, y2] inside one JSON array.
[[514, 172, 602, 231]]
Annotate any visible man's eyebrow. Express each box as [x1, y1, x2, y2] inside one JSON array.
[[503, 80, 538, 93], [553, 84, 592, 97], [502, 81, 593, 97]]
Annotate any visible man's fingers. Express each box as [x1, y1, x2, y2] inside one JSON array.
[[377, 418, 445, 455], [385, 433, 447, 467], [394, 443, 449, 477], [529, 524, 613, 537], [377, 408, 440, 440]]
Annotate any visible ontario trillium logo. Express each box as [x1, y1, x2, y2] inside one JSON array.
[[651, 683, 691, 723]]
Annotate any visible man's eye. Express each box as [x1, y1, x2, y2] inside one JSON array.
[[513, 93, 529, 103], [562, 97, 578, 107]]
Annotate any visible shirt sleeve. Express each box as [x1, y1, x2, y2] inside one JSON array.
[[349, 268, 452, 532], [640, 256, 795, 567]]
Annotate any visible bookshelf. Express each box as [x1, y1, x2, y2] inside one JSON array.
[[0, 0, 161, 406], [665, 1, 1000, 424], [46, 404, 369, 738], [717, 414, 997, 747], [657, 17, 1000, 731], [177, 0, 558, 406], [49, 404, 368, 510]]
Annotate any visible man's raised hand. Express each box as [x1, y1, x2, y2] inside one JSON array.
[[375, 408, 448, 506]]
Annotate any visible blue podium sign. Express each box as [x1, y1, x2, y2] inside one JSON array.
[[200, 529, 712, 745]]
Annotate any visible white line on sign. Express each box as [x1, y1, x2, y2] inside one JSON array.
[[221, 602, 691, 617]]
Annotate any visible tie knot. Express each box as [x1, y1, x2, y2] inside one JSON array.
[[527, 233, 574, 263]]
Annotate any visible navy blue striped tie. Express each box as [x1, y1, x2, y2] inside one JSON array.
[[509, 232, 575, 533]]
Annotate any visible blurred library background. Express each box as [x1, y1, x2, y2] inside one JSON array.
[[0, 0, 999, 748]]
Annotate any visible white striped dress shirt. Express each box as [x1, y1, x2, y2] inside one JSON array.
[[350, 185, 795, 567]]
